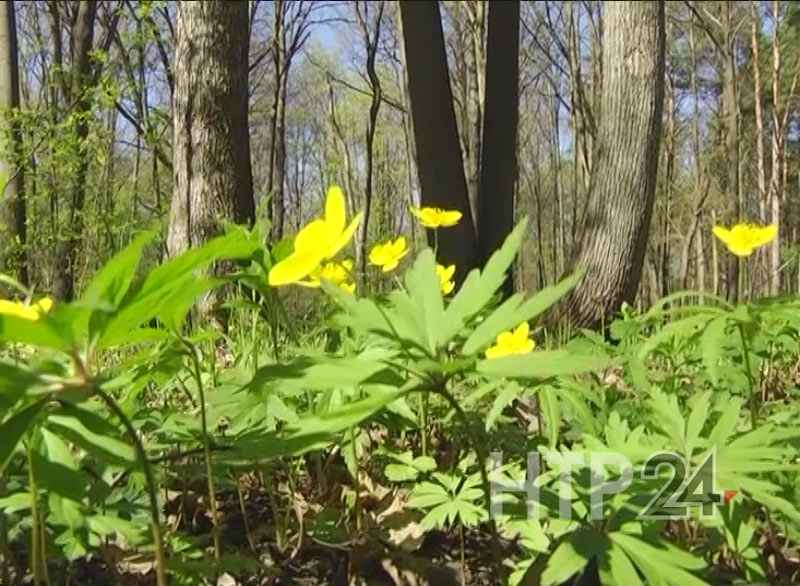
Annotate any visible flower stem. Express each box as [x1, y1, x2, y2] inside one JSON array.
[[419, 393, 429, 457], [93, 387, 167, 586], [350, 426, 361, 532], [26, 440, 43, 586], [422, 385, 503, 580], [186, 343, 222, 563], [737, 323, 758, 429]]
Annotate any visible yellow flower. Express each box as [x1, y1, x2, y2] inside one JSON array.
[[297, 259, 356, 293], [436, 263, 455, 295], [410, 206, 462, 229], [369, 237, 408, 272], [712, 223, 777, 257], [485, 322, 535, 359], [269, 185, 362, 286], [0, 296, 54, 321]]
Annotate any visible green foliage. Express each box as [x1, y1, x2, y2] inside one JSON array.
[[1, 219, 799, 585]]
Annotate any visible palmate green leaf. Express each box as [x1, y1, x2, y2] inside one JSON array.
[[404, 248, 446, 354], [462, 269, 584, 356], [598, 542, 644, 586], [324, 282, 429, 353], [0, 400, 46, 476], [440, 218, 528, 344], [609, 532, 708, 586], [476, 350, 609, 381], [685, 391, 711, 455], [541, 529, 609, 586]]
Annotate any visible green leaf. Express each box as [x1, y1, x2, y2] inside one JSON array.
[[248, 354, 403, 393], [486, 382, 522, 431], [0, 361, 40, 411], [46, 403, 136, 465], [0, 400, 45, 476], [598, 543, 643, 586], [462, 269, 584, 356], [98, 228, 258, 348], [541, 529, 609, 586], [539, 386, 561, 448], [477, 350, 609, 380], [0, 313, 72, 351], [223, 389, 402, 463], [610, 533, 708, 586], [701, 316, 729, 386], [81, 231, 155, 337], [404, 248, 446, 353], [441, 218, 528, 343]]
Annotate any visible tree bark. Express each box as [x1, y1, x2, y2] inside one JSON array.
[[0, 0, 27, 286], [51, 0, 98, 301], [167, 1, 255, 256], [400, 0, 477, 281], [477, 0, 519, 297], [555, 0, 666, 330]]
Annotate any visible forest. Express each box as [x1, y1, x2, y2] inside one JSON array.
[[0, 0, 799, 584]]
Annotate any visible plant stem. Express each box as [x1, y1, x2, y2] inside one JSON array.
[[737, 323, 758, 429], [93, 387, 167, 586], [419, 392, 428, 457], [186, 343, 222, 563], [350, 426, 362, 531], [460, 523, 467, 586], [425, 385, 504, 580], [26, 440, 42, 586]]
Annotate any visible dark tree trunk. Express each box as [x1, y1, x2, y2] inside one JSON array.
[[477, 0, 519, 297], [0, 0, 27, 286], [400, 0, 477, 281], [167, 1, 255, 257], [556, 0, 666, 330]]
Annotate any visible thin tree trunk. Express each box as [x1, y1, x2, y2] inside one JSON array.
[[768, 0, 781, 295], [0, 0, 27, 285], [52, 0, 98, 301]]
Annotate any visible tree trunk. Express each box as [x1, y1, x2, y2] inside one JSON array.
[[477, 0, 519, 297], [556, 0, 666, 330], [400, 0, 477, 281], [768, 0, 781, 296], [167, 1, 255, 257], [722, 1, 741, 302], [51, 0, 98, 301], [0, 0, 27, 286]]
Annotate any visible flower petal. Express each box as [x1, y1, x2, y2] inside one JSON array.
[[268, 250, 324, 286], [294, 219, 333, 254], [327, 212, 363, 259], [325, 185, 347, 234], [439, 210, 463, 227]]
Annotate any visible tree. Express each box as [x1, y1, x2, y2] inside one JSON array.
[[0, 0, 26, 286], [167, 1, 255, 258], [399, 0, 478, 282], [477, 0, 520, 297], [50, 0, 100, 300], [556, 0, 666, 329]]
